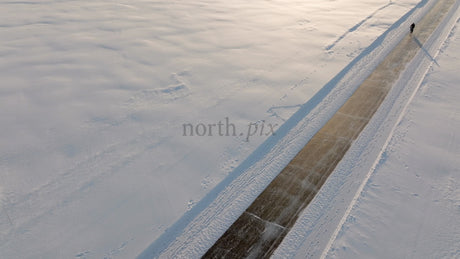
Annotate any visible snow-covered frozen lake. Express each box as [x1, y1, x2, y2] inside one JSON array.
[[1, 0, 443, 258]]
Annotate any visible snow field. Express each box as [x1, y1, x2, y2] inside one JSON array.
[[0, 0, 427, 258]]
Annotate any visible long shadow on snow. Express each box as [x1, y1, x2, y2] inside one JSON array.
[[414, 36, 440, 65], [137, 0, 429, 258]]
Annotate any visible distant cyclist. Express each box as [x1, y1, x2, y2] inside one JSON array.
[[410, 23, 415, 34]]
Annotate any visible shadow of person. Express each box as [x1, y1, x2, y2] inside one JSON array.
[[413, 36, 439, 66]]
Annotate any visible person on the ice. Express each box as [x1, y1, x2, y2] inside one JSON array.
[[410, 23, 415, 34]]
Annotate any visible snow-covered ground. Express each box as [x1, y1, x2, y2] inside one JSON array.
[[323, 17, 460, 259], [0, 0, 453, 258]]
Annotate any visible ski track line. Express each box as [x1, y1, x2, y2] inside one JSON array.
[[319, 2, 460, 259], [325, 1, 394, 51]]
